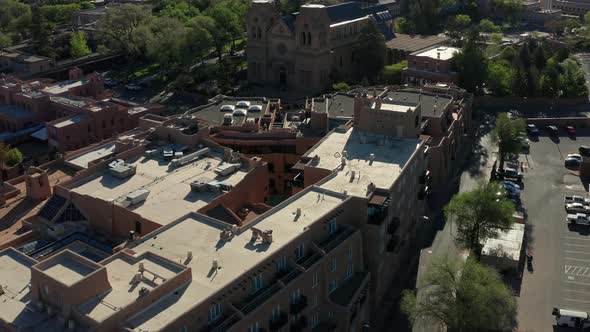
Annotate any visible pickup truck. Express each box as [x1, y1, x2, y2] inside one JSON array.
[[566, 202, 590, 213], [564, 195, 590, 205], [566, 213, 590, 225]]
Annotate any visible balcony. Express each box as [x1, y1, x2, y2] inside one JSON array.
[[280, 268, 303, 285], [206, 312, 240, 332], [419, 170, 431, 185], [319, 227, 355, 253], [290, 316, 308, 332], [386, 235, 399, 253], [297, 251, 323, 270], [387, 217, 399, 235], [235, 282, 283, 315], [269, 312, 288, 331], [290, 295, 308, 315], [329, 271, 370, 308]]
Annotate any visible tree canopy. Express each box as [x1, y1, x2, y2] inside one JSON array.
[[70, 31, 91, 58], [401, 256, 517, 332], [444, 181, 516, 256], [353, 22, 386, 83], [492, 112, 526, 168], [382, 60, 408, 85], [452, 29, 488, 94]]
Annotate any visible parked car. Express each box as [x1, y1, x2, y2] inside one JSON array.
[[566, 202, 590, 213], [497, 167, 523, 181], [521, 138, 530, 151], [526, 124, 539, 135], [503, 185, 521, 195], [104, 78, 118, 87], [567, 213, 590, 225], [564, 195, 590, 205], [501, 180, 521, 190], [580, 146, 590, 157], [566, 125, 577, 136], [125, 83, 141, 91], [553, 308, 590, 329], [568, 154, 583, 161], [236, 101, 251, 108], [565, 157, 581, 168], [546, 125, 559, 136]]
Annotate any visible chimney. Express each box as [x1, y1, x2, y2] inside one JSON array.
[[437, 52, 440, 59]]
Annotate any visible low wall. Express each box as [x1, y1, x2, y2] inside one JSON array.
[[0, 230, 35, 250]]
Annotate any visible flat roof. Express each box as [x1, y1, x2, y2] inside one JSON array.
[[374, 100, 417, 112], [66, 142, 116, 169], [38, 252, 98, 286], [43, 80, 86, 95], [0, 104, 36, 120], [313, 94, 356, 119], [52, 114, 89, 128], [79, 253, 185, 323], [126, 186, 346, 330], [481, 223, 525, 261], [305, 127, 422, 196], [68, 153, 249, 225], [412, 46, 460, 61], [50, 95, 88, 108], [190, 99, 266, 125], [385, 90, 453, 118]]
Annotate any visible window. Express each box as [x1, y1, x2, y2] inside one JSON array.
[[348, 246, 353, 260], [208, 303, 222, 323], [272, 304, 281, 320], [330, 256, 337, 272], [276, 256, 287, 272], [249, 321, 259, 332], [291, 289, 301, 303], [295, 243, 305, 260], [328, 279, 338, 293], [311, 311, 320, 328], [346, 263, 354, 279], [327, 218, 337, 234], [312, 271, 318, 288], [311, 294, 318, 308], [436, 63, 440, 72], [252, 274, 264, 293]]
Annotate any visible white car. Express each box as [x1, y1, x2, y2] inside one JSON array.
[[567, 154, 583, 161], [220, 105, 235, 112], [566, 202, 589, 213], [553, 308, 590, 329], [566, 213, 590, 225], [236, 101, 251, 108], [564, 195, 590, 205]]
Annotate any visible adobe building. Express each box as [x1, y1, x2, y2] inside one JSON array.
[[0, 90, 432, 331], [0, 51, 53, 76], [307, 83, 473, 190], [402, 46, 460, 86], [246, 0, 394, 93], [0, 70, 162, 153]]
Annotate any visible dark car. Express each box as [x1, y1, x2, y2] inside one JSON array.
[[546, 125, 559, 136], [527, 124, 539, 135], [565, 157, 581, 168], [566, 125, 577, 137], [580, 146, 590, 157]]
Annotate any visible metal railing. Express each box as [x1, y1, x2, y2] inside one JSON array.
[[236, 282, 283, 315], [319, 227, 355, 253]]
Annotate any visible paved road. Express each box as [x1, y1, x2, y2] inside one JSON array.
[[517, 129, 590, 332]]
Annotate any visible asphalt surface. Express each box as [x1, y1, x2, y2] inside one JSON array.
[[517, 128, 590, 332]]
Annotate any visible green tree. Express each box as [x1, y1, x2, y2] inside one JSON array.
[[353, 22, 386, 83], [499, 45, 517, 62], [190, 14, 222, 60], [585, 11, 590, 26], [485, 61, 514, 96], [69, 31, 91, 58], [559, 58, 588, 97], [207, 3, 243, 53], [40, 2, 93, 25], [332, 82, 351, 92], [97, 4, 153, 57], [5, 148, 23, 167], [478, 18, 500, 32], [492, 112, 526, 168], [444, 181, 516, 257], [447, 14, 472, 41], [492, 0, 522, 22], [394, 17, 414, 34], [401, 256, 517, 332], [0, 0, 31, 47], [452, 29, 487, 94], [533, 45, 547, 69], [382, 60, 408, 85], [409, 0, 449, 34], [185, 16, 214, 65], [30, 6, 54, 58], [147, 17, 188, 72]]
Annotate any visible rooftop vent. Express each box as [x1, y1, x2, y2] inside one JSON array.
[[170, 147, 210, 168], [214, 163, 241, 176], [120, 189, 149, 207], [109, 160, 137, 179]]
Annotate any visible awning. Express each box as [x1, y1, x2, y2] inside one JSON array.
[[31, 127, 48, 140]]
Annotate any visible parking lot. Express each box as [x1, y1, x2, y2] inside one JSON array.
[[517, 128, 590, 331]]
